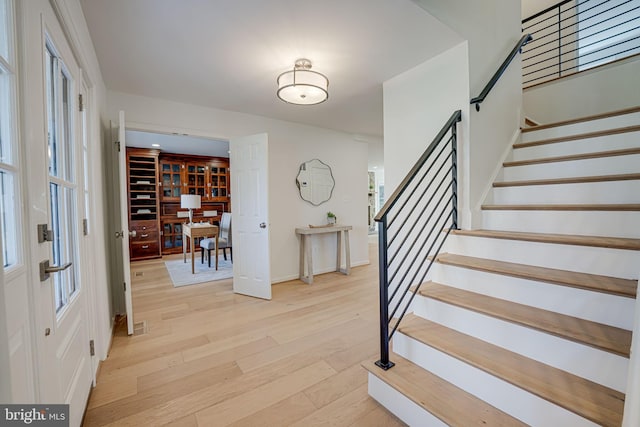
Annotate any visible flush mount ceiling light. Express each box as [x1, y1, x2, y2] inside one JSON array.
[[277, 58, 329, 105]]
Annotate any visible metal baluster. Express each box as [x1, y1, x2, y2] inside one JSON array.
[[451, 125, 458, 230], [558, 4, 563, 77], [376, 216, 394, 370]]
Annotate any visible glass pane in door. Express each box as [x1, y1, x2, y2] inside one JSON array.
[[49, 182, 63, 311], [46, 41, 79, 315]]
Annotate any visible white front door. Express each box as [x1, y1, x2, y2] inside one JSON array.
[[21, 0, 92, 424], [230, 134, 271, 299], [117, 111, 134, 335]]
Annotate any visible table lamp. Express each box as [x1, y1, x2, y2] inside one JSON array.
[[181, 194, 201, 224]]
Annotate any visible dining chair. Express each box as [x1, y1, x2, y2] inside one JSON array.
[[200, 212, 232, 267]]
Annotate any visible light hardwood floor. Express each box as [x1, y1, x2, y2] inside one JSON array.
[[83, 243, 405, 426]]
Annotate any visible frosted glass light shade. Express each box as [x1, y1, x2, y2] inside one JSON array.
[[277, 59, 329, 105]]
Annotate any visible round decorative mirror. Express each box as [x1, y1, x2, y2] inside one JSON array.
[[296, 159, 335, 206]]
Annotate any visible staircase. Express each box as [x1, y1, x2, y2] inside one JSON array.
[[364, 107, 640, 426]]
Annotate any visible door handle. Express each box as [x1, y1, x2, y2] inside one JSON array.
[[259, 222, 267, 229], [129, 230, 137, 238], [39, 260, 72, 282]]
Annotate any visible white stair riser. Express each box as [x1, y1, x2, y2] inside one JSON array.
[[521, 112, 640, 143], [389, 287, 414, 322], [482, 210, 640, 238], [394, 332, 601, 426], [502, 154, 640, 181], [514, 131, 640, 160], [411, 298, 629, 392], [443, 234, 640, 281], [490, 180, 640, 205], [367, 374, 448, 427], [429, 264, 636, 329]]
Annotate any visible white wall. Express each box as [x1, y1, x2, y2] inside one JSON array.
[[382, 42, 469, 295], [107, 91, 369, 284], [522, 0, 561, 19], [411, 0, 523, 227], [524, 55, 640, 123], [384, 41, 470, 194]]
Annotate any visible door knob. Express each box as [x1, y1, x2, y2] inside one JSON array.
[[259, 222, 266, 229], [115, 230, 137, 238]]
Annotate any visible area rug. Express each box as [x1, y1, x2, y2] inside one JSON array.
[[165, 257, 233, 287]]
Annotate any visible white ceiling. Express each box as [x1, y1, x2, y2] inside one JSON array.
[[125, 130, 229, 157], [80, 0, 463, 137]]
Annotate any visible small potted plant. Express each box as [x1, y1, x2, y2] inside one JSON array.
[[327, 211, 336, 225]]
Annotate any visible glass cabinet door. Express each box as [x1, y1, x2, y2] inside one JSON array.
[[209, 164, 228, 199], [161, 161, 182, 200], [186, 163, 207, 197]]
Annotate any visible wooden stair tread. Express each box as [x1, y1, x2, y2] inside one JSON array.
[[521, 106, 640, 133], [436, 253, 637, 298], [481, 203, 640, 211], [451, 229, 640, 251], [398, 314, 625, 427], [362, 356, 527, 426], [419, 281, 632, 356], [493, 173, 640, 187], [514, 125, 640, 149], [504, 147, 640, 167]]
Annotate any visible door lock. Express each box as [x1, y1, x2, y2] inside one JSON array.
[[259, 222, 267, 229], [37, 224, 53, 243], [39, 260, 72, 282]]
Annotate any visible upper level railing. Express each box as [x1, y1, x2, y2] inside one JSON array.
[[471, 33, 533, 111], [522, 0, 640, 87], [374, 110, 461, 370]]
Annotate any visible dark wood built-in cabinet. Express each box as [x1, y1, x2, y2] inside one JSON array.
[[126, 148, 162, 260], [126, 148, 231, 260]]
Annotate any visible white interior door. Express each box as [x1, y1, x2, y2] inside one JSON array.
[[21, 0, 92, 423], [230, 133, 271, 299], [117, 111, 134, 335]]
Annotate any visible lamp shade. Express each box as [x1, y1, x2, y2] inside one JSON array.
[[277, 58, 328, 105], [181, 194, 201, 209]]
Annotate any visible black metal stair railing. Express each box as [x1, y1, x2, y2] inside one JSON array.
[[522, 0, 640, 87], [374, 110, 461, 370]]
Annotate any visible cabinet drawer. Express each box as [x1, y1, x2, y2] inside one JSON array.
[[130, 220, 158, 233], [130, 241, 160, 259], [131, 230, 159, 242]]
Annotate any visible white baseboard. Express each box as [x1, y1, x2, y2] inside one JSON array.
[[271, 259, 370, 284]]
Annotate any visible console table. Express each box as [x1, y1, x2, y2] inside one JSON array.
[[295, 225, 352, 284], [183, 223, 218, 274]]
